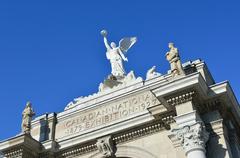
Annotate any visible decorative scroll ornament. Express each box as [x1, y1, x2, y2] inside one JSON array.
[[172, 122, 209, 154], [96, 136, 116, 158]]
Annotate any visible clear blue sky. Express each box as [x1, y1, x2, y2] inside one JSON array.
[[0, 0, 239, 140]]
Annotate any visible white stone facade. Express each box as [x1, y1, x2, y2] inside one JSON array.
[[0, 59, 240, 158]]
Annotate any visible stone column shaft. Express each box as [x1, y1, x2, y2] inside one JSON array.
[[187, 150, 206, 158]]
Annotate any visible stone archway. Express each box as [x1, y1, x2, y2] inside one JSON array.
[[115, 146, 158, 158], [89, 145, 158, 158]]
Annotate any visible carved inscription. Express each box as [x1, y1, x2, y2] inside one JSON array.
[[61, 91, 160, 136]]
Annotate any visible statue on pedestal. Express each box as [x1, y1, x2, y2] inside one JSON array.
[[166, 42, 185, 77], [101, 30, 137, 78], [21, 101, 35, 134]]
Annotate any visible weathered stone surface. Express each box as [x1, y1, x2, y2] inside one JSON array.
[[0, 58, 240, 158], [55, 91, 160, 140]]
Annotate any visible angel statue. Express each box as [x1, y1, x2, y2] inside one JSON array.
[[101, 30, 137, 78], [21, 101, 35, 134]]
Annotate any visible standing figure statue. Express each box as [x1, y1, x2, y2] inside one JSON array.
[[101, 30, 137, 78], [21, 101, 35, 134], [166, 42, 185, 77]]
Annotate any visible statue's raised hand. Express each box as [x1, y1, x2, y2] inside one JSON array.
[[101, 30, 108, 37]]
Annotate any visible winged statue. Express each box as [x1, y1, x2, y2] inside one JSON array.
[[101, 30, 137, 77]]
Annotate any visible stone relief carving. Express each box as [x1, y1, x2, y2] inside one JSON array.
[[21, 102, 35, 134], [64, 71, 143, 110], [98, 70, 143, 92], [172, 122, 209, 154], [96, 136, 116, 158], [166, 42, 185, 77], [146, 66, 161, 80]]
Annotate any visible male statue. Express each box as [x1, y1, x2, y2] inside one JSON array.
[[166, 42, 185, 77], [101, 30, 137, 78], [21, 101, 35, 134]]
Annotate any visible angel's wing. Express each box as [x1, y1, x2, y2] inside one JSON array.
[[119, 37, 137, 53]]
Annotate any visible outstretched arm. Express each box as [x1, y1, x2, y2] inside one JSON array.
[[103, 36, 111, 50]]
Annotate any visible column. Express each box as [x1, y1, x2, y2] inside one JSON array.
[[168, 91, 209, 158], [172, 120, 209, 158]]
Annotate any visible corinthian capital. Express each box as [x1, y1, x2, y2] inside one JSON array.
[[172, 122, 209, 154]]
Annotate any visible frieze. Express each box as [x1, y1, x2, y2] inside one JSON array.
[[55, 91, 160, 139], [57, 117, 173, 158]]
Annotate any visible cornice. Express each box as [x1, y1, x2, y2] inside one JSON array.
[[57, 143, 97, 158], [0, 134, 42, 158], [4, 147, 23, 157], [113, 119, 167, 144], [152, 72, 208, 99], [0, 134, 42, 152], [57, 72, 205, 121], [166, 91, 195, 107]]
